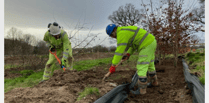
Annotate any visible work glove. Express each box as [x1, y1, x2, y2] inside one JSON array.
[[49, 45, 55, 52], [61, 58, 66, 68], [122, 53, 130, 60], [109, 66, 116, 74]]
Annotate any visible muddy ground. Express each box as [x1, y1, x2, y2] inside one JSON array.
[[4, 56, 193, 103]]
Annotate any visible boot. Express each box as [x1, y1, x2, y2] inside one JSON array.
[[39, 80, 46, 84], [150, 75, 159, 87], [138, 80, 147, 95]]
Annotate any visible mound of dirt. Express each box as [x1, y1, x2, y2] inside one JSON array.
[[4, 59, 192, 103]]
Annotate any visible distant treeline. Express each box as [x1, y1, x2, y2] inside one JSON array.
[[4, 38, 116, 56]]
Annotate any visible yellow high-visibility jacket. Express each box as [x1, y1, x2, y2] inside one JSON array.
[[112, 26, 155, 65], [43, 29, 73, 60]]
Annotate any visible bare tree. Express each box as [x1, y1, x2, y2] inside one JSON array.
[[6, 27, 22, 40], [36, 40, 48, 55], [21, 34, 36, 45], [108, 3, 144, 26], [6, 27, 23, 55], [109, 46, 117, 52], [190, 35, 200, 49], [141, 0, 203, 67], [190, 0, 205, 25], [5, 27, 41, 55], [61, 18, 103, 54], [51, 12, 106, 55]]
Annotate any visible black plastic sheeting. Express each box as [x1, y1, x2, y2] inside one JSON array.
[[94, 72, 151, 103], [94, 59, 205, 103], [182, 59, 205, 103]]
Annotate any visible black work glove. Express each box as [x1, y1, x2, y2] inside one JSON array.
[[122, 53, 130, 60], [49, 45, 55, 52]]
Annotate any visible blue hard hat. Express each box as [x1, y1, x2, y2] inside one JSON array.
[[106, 24, 116, 36]]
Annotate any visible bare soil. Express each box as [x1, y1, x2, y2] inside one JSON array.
[[4, 57, 192, 103]]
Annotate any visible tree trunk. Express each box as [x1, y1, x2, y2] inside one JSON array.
[[162, 51, 165, 65], [158, 46, 162, 65], [174, 40, 178, 67], [174, 16, 179, 68]]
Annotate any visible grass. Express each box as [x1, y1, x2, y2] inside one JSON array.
[[4, 64, 31, 69], [185, 52, 205, 85], [199, 75, 205, 85], [36, 54, 48, 58], [4, 54, 139, 93], [4, 70, 44, 93], [73, 57, 113, 71], [4, 64, 20, 69], [73, 54, 139, 71], [76, 87, 100, 101], [195, 48, 205, 53]]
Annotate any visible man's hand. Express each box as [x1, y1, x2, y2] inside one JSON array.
[[49, 45, 55, 52], [61, 58, 66, 67], [122, 53, 130, 60], [109, 66, 116, 74]]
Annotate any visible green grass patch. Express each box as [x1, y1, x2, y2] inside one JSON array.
[[199, 75, 205, 85], [76, 87, 100, 101], [185, 52, 205, 85], [186, 52, 204, 63], [4, 64, 29, 69], [195, 48, 205, 53], [4, 64, 20, 69], [9, 70, 20, 74], [34, 54, 48, 58], [4, 69, 44, 93], [20, 70, 35, 78], [73, 57, 113, 71], [39, 55, 48, 58], [4, 64, 32, 69], [165, 54, 174, 58], [155, 54, 174, 59]]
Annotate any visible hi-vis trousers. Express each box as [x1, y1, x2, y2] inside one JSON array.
[[136, 39, 157, 78], [43, 49, 74, 80]]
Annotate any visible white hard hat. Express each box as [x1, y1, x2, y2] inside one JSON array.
[[49, 23, 61, 35]]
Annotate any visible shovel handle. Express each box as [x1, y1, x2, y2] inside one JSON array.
[[115, 60, 124, 68], [49, 50, 61, 64], [103, 60, 124, 81], [49, 50, 65, 71], [102, 72, 111, 81]]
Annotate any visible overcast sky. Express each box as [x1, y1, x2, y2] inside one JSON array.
[[4, 0, 204, 47]]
